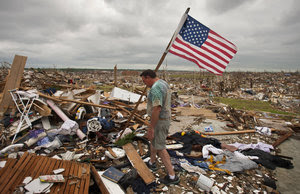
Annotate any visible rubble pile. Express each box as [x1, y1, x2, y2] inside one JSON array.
[[0, 64, 299, 193]]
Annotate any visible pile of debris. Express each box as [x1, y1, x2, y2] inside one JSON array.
[[0, 55, 298, 193]]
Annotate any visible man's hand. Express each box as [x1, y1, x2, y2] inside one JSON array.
[[146, 127, 154, 141]]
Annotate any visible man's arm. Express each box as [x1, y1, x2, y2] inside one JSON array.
[[147, 106, 161, 141]]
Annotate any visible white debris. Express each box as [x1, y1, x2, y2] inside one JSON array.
[[162, 186, 168, 191], [24, 178, 53, 193], [22, 177, 32, 184], [53, 168, 65, 174]]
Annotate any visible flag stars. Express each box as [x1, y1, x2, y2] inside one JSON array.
[[179, 15, 210, 47]]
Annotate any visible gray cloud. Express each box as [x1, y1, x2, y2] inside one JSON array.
[[0, 0, 299, 72]]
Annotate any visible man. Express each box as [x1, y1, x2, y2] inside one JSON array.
[[140, 69, 180, 185]]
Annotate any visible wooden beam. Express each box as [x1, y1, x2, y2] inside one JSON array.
[[0, 55, 27, 117], [122, 143, 155, 185], [272, 131, 293, 148], [203, 128, 280, 136], [90, 165, 110, 194], [114, 65, 117, 87], [38, 92, 116, 109]]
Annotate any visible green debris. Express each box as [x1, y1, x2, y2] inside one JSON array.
[[115, 132, 135, 147]]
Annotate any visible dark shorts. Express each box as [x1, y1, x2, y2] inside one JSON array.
[[151, 119, 170, 150]]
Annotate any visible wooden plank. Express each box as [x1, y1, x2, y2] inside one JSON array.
[[29, 155, 47, 178], [8, 154, 40, 193], [38, 92, 116, 109], [0, 55, 27, 116], [79, 164, 86, 194], [107, 147, 117, 158], [0, 152, 30, 190], [82, 163, 90, 194], [0, 154, 91, 194], [0, 158, 17, 176], [46, 158, 59, 174], [1, 153, 32, 193], [33, 156, 52, 179], [272, 131, 293, 147], [90, 165, 109, 194], [58, 160, 73, 194], [114, 64, 117, 87], [51, 159, 66, 193], [75, 162, 83, 194], [0, 159, 18, 190], [203, 128, 280, 136], [122, 143, 155, 185], [49, 158, 63, 192], [63, 160, 76, 194], [69, 161, 79, 194]]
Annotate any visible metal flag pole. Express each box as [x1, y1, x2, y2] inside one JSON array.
[[118, 8, 190, 139]]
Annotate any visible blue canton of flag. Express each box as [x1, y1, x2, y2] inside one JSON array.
[[179, 16, 210, 48], [169, 15, 237, 75]]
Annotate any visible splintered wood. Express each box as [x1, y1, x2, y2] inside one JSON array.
[[0, 152, 90, 194], [122, 143, 155, 185], [0, 55, 27, 116]]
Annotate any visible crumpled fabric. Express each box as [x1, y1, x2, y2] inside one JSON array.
[[210, 150, 258, 173], [193, 160, 210, 169], [98, 118, 115, 130], [179, 158, 207, 175], [29, 129, 45, 138], [58, 120, 79, 135], [202, 144, 224, 158], [229, 142, 274, 153], [255, 126, 272, 136], [234, 151, 259, 160], [242, 149, 294, 170], [170, 131, 221, 154], [131, 177, 156, 194]]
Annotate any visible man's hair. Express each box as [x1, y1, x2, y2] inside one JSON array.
[[140, 69, 156, 78]]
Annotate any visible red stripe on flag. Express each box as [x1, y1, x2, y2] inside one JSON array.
[[210, 30, 237, 49], [204, 41, 233, 59], [171, 41, 224, 74], [200, 44, 229, 64], [169, 50, 222, 75], [208, 35, 237, 54], [174, 38, 227, 69]]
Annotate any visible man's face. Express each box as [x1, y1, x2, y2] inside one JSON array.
[[141, 76, 152, 87]]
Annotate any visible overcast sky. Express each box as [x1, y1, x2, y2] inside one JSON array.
[[0, 0, 299, 72]]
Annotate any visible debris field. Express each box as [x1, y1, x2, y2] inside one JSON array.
[[0, 55, 299, 193]]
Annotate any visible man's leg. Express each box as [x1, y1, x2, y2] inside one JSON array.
[[157, 149, 175, 176], [150, 143, 157, 163]]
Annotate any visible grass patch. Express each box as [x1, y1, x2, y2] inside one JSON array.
[[97, 84, 115, 92], [214, 97, 295, 116], [170, 74, 210, 79]]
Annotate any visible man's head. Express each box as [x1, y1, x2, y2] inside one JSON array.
[[140, 69, 157, 87]]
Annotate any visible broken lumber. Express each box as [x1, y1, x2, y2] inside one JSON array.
[[0, 55, 27, 117], [122, 143, 155, 185], [38, 92, 116, 109], [203, 128, 280, 136], [90, 165, 109, 194], [272, 131, 294, 148]]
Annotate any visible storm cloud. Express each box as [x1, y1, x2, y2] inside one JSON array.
[[0, 0, 299, 72]]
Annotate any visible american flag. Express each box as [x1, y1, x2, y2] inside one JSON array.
[[169, 15, 237, 75]]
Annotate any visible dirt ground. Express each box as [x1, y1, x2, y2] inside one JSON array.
[[275, 137, 300, 194]]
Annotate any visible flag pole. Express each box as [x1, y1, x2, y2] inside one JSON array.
[[118, 8, 190, 139]]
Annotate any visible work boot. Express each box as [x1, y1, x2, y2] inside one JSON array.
[[160, 175, 180, 185], [146, 161, 158, 171]]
